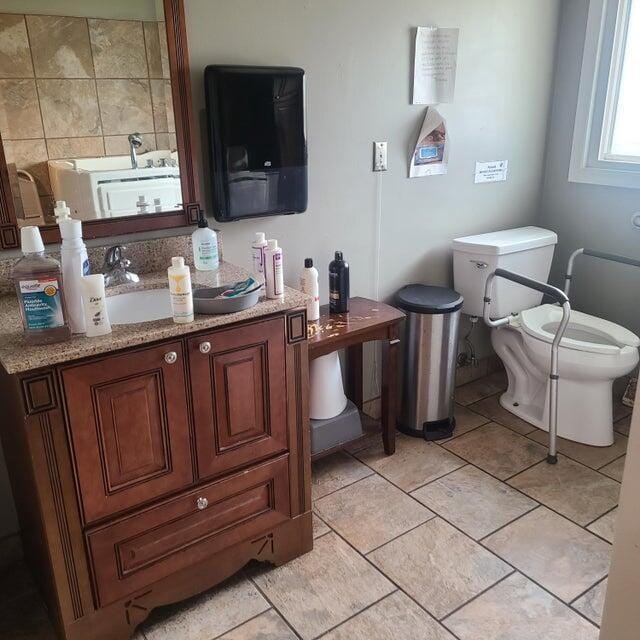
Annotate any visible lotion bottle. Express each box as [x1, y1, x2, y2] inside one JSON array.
[[251, 232, 268, 282], [265, 239, 284, 299], [192, 208, 219, 271], [56, 201, 90, 333], [13, 226, 71, 345], [168, 256, 194, 323], [80, 274, 111, 337], [300, 258, 320, 321]]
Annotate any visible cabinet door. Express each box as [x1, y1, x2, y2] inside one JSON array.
[[61, 342, 193, 523], [189, 318, 288, 479]]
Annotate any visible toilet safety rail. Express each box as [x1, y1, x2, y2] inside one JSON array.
[[565, 248, 640, 297], [482, 268, 571, 464]]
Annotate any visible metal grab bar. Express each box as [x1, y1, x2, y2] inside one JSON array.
[[565, 248, 640, 296], [483, 268, 571, 464]]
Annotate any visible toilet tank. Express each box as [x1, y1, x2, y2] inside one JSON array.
[[452, 226, 558, 318]]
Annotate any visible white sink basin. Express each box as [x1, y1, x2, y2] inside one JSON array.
[[107, 289, 173, 325]]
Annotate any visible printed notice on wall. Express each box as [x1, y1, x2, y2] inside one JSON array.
[[474, 160, 509, 184], [412, 26, 459, 104], [409, 107, 448, 178]]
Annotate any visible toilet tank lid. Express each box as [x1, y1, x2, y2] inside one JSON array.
[[452, 226, 558, 256]]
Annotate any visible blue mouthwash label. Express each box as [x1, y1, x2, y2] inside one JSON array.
[[19, 278, 65, 330]]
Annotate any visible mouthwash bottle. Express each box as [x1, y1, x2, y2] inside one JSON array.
[[13, 226, 71, 345]]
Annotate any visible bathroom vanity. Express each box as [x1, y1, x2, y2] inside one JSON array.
[[0, 264, 312, 640]]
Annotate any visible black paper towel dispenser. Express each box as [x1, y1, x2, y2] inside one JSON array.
[[204, 65, 308, 222]]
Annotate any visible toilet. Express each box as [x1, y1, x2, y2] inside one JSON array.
[[453, 226, 640, 447]]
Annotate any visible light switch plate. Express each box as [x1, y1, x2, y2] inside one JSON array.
[[373, 141, 388, 172]]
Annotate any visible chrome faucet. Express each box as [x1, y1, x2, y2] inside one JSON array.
[[103, 245, 140, 287], [128, 133, 142, 169]]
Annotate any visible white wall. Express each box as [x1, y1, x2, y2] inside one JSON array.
[[539, 0, 640, 335]]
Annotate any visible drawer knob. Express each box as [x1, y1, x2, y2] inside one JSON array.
[[199, 341, 212, 354], [196, 496, 208, 511], [164, 351, 178, 364]]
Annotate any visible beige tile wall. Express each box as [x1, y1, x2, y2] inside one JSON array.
[[0, 12, 175, 217]]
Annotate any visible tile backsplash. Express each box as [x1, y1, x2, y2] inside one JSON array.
[[0, 12, 176, 218]]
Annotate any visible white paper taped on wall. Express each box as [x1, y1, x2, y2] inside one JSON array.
[[409, 107, 448, 178], [412, 26, 459, 105], [474, 160, 509, 184]]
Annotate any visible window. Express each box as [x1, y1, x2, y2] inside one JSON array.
[[570, 0, 640, 187]]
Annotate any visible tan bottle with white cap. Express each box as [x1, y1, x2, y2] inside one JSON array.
[[13, 226, 71, 344]]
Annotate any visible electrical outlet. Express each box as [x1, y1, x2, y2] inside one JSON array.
[[373, 141, 388, 172]]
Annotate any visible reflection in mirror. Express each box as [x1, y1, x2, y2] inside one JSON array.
[[0, 0, 182, 226]]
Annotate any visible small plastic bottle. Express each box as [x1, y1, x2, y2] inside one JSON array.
[[56, 201, 90, 334], [192, 208, 219, 271], [168, 257, 194, 323], [265, 239, 284, 299], [251, 232, 268, 282], [300, 258, 320, 321], [13, 226, 71, 344], [329, 251, 349, 313]]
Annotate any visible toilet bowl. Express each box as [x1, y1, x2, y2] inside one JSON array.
[[453, 226, 640, 447], [492, 304, 639, 446]]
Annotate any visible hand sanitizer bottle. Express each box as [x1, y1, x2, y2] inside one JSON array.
[[192, 208, 219, 271]]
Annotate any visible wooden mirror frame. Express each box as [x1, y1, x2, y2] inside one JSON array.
[[0, 0, 200, 250]]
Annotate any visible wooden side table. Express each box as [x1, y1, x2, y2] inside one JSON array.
[[307, 297, 405, 456]]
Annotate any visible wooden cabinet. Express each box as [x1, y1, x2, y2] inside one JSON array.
[[61, 342, 193, 523], [0, 310, 311, 640], [189, 318, 288, 479]]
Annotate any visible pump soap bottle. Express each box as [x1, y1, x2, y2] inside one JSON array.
[[329, 251, 349, 314], [13, 226, 71, 344], [192, 208, 219, 271]]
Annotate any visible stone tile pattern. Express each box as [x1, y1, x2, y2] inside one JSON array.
[[1, 375, 625, 639], [0, 12, 175, 219]]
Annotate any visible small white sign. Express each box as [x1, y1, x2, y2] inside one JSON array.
[[475, 160, 508, 184]]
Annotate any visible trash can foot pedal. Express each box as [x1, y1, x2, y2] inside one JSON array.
[[397, 418, 456, 442]]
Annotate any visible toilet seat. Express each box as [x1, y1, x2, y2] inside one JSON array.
[[519, 304, 640, 355]]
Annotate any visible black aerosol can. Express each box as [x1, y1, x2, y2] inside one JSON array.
[[329, 251, 349, 313]]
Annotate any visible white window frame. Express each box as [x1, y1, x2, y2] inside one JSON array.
[[569, 0, 640, 187]]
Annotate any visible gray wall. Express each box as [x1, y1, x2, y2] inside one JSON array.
[[539, 0, 640, 334], [0, 0, 561, 539], [185, 0, 560, 364]]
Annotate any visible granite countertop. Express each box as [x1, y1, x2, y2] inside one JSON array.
[[0, 261, 309, 374]]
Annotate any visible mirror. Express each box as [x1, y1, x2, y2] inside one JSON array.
[[0, 0, 199, 248]]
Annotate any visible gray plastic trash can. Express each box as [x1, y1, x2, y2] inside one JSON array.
[[396, 284, 464, 441]]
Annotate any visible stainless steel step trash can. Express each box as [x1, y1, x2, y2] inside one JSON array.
[[396, 284, 463, 440]]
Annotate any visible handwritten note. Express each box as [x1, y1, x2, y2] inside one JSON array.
[[412, 27, 459, 105]]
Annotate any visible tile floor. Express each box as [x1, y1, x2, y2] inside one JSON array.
[[0, 372, 633, 640]]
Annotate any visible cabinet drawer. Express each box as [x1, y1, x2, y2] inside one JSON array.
[[189, 318, 288, 479], [86, 455, 290, 606], [61, 342, 193, 523]]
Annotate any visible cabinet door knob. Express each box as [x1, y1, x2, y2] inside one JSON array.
[[196, 496, 208, 510], [199, 341, 212, 354], [164, 351, 178, 364]]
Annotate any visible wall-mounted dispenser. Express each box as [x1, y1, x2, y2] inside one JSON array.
[[204, 65, 308, 222]]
